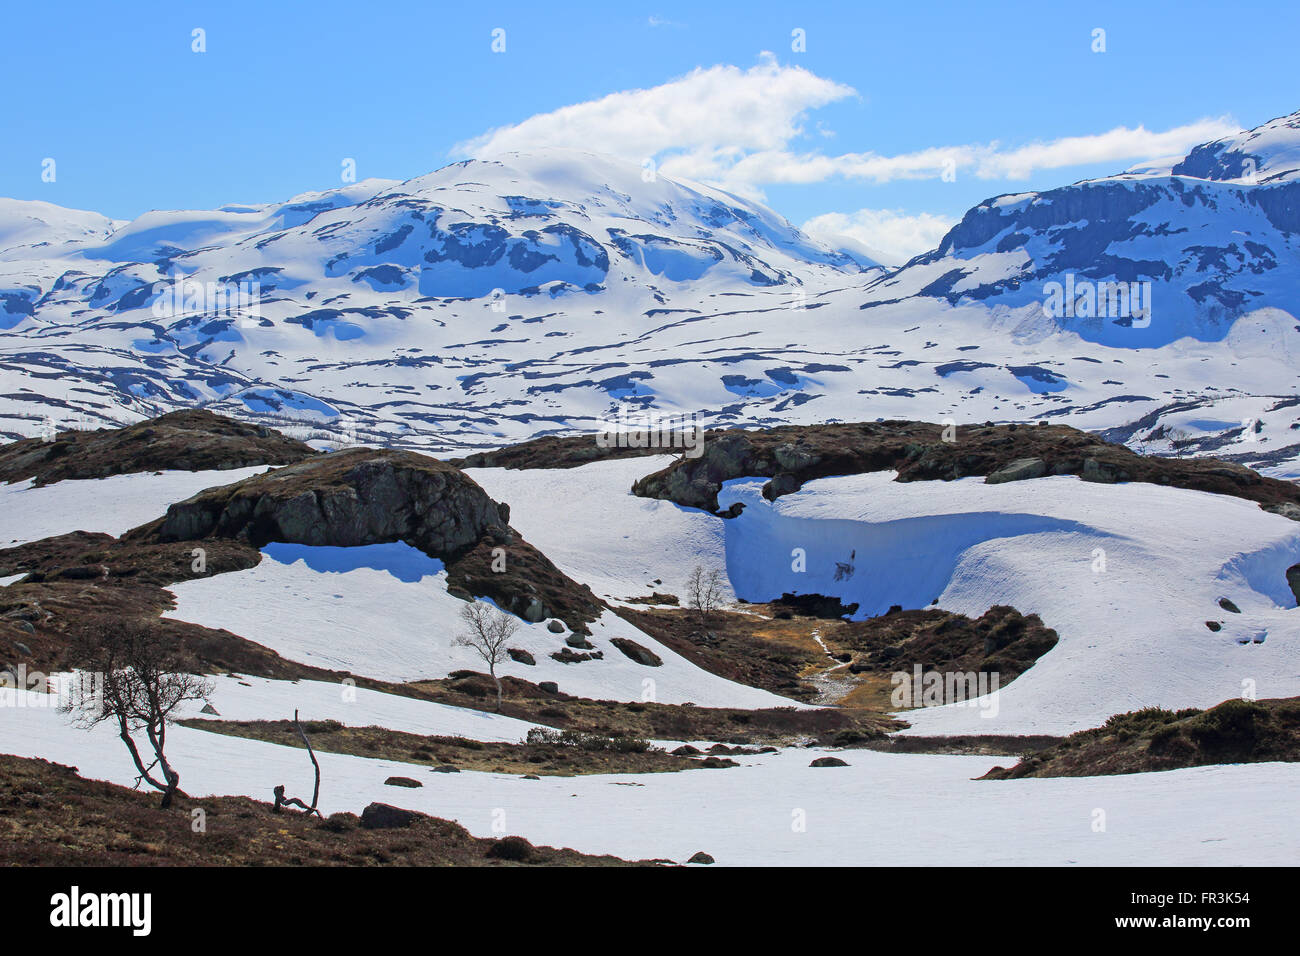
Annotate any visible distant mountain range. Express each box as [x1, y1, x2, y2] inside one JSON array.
[[2, 113, 1299, 476]]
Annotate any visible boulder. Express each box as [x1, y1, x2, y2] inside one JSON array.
[[156, 448, 510, 560], [609, 637, 663, 666], [686, 851, 715, 865], [565, 633, 594, 650], [507, 647, 536, 666], [360, 802, 422, 830], [546, 619, 566, 633], [538, 681, 559, 694], [384, 776, 423, 788], [984, 457, 1046, 484], [810, 756, 849, 767]]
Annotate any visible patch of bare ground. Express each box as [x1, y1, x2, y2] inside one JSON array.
[[612, 604, 823, 701], [807, 605, 1060, 710], [0, 755, 649, 866], [407, 671, 899, 745], [982, 698, 1300, 779], [181, 718, 708, 776]]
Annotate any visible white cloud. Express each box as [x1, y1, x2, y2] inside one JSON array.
[[455, 59, 1239, 196], [802, 208, 958, 267], [454, 54, 854, 163]]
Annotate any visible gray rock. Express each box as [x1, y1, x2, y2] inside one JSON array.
[[200, 702, 220, 716], [546, 619, 565, 634], [157, 449, 510, 560], [686, 851, 715, 865], [565, 634, 594, 650], [985, 457, 1046, 484], [507, 647, 536, 666], [522, 597, 546, 623], [430, 764, 460, 773], [538, 681, 559, 694], [384, 776, 423, 788], [1265, 502, 1300, 522], [1080, 458, 1127, 483]]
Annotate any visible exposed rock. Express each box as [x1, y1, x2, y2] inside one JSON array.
[[1080, 457, 1128, 483], [1288, 564, 1300, 607], [985, 457, 1046, 484], [546, 619, 566, 633], [565, 633, 595, 650], [671, 745, 702, 756], [551, 647, 603, 663], [538, 681, 559, 694], [686, 851, 715, 865], [360, 802, 422, 829], [384, 776, 423, 788], [507, 647, 536, 666], [609, 637, 663, 667], [200, 703, 220, 716], [0, 409, 315, 487], [521, 597, 546, 623], [810, 756, 849, 767], [699, 756, 739, 768], [153, 448, 509, 560], [1206, 621, 1223, 632], [431, 764, 460, 773], [1219, 597, 1242, 613], [486, 835, 535, 862]]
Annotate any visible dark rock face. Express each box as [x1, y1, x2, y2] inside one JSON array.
[[686, 851, 715, 865], [630, 421, 1300, 516], [155, 447, 509, 560], [0, 409, 315, 487], [507, 647, 536, 666], [360, 802, 422, 829], [1287, 565, 1300, 607], [609, 637, 664, 667]]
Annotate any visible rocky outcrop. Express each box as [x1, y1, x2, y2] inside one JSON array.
[[0, 409, 315, 487], [153, 447, 509, 558], [609, 637, 663, 667], [628, 420, 1300, 517]]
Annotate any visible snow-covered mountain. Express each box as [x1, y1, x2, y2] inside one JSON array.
[[2, 115, 1300, 477], [869, 110, 1300, 349]]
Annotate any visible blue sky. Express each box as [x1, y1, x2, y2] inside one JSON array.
[[5, 0, 1298, 261]]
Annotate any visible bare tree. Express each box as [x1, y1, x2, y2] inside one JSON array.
[[64, 621, 213, 809], [273, 709, 322, 817], [686, 565, 725, 625], [453, 602, 519, 712]]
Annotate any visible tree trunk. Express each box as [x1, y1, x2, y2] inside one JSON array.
[[491, 668, 502, 713]]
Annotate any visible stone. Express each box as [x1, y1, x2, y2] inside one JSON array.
[[810, 756, 849, 767], [686, 851, 715, 865], [546, 619, 565, 633], [538, 681, 559, 694], [384, 776, 423, 788], [507, 647, 536, 666], [609, 637, 663, 666], [984, 457, 1046, 484], [360, 802, 421, 830]]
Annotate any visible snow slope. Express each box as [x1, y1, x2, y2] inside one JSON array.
[[3, 685, 1296, 865], [164, 540, 795, 709], [714, 472, 1300, 735], [0, 467, 270, 546]]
